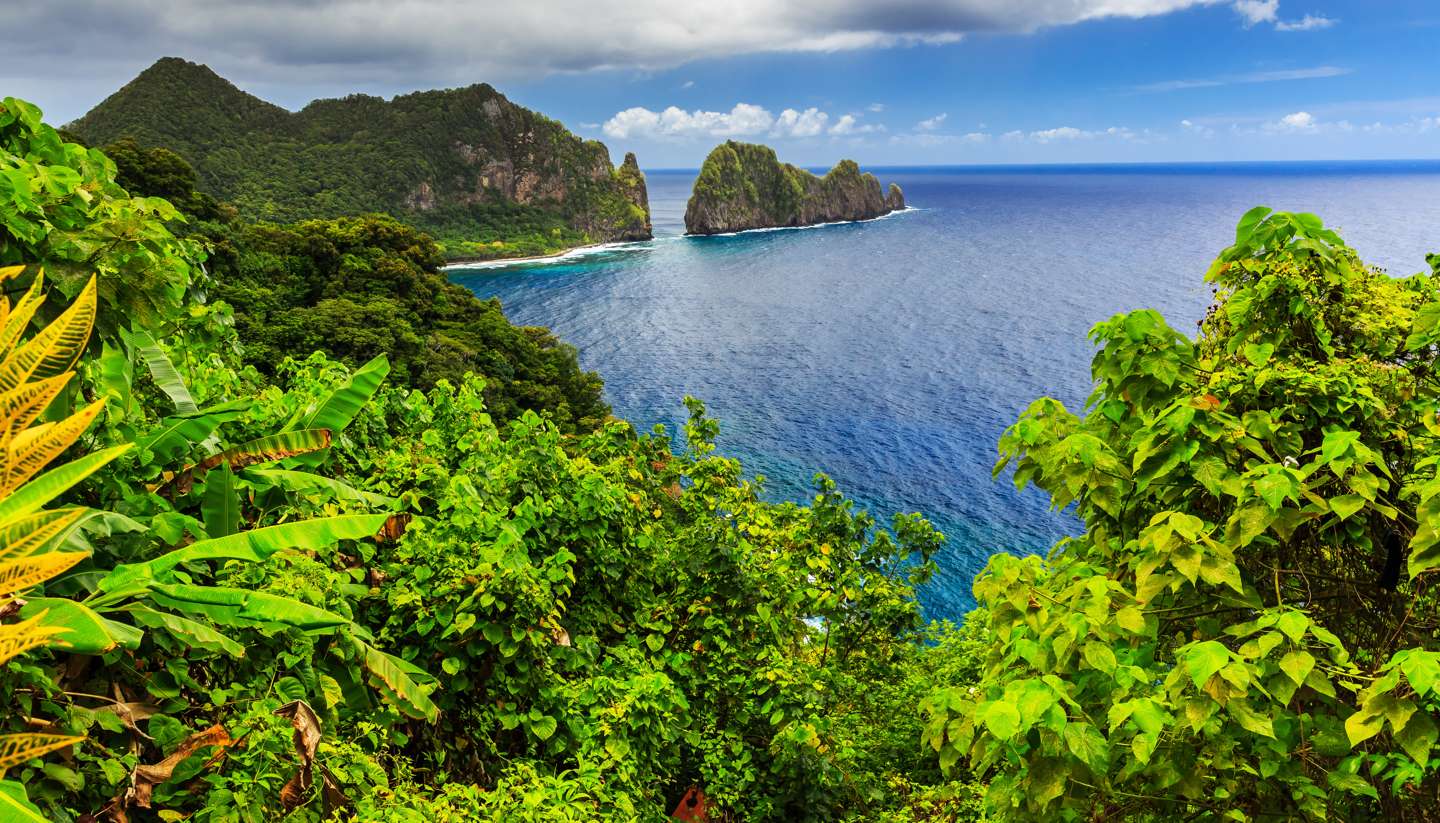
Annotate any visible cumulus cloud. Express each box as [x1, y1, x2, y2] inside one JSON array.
[[602, 103, 775, 139], [1232, 1, 1335, 32], [0, 0, 1325, 114], [1028, 125, 1137, 142], [1268, 110, 1318, 132], [917, 113, 949, 131], [828, 113, 884, 135], [603, 102, 889, 140], [1233, 0, 1278, 26], [773, 107, 830, 137], [1180, 118, 1216, 137]]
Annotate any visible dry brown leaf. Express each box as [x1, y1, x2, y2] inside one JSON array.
[[130, 724, 232, 809]]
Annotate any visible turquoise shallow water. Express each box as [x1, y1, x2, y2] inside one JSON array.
[[449, 162, 1440, 619]]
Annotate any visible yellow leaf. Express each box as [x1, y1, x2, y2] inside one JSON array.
[[0, 273, 45, 359], [0, 551, 88, 598], [0, 615, 70, 666], [0, 732, 84, 775], [0, 276, 96, 392], [2, 399, 105, 497], [0, 508, 87, 565], [0, 374, 74, 439]]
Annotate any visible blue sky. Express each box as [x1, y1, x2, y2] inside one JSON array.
[[4, 0, 1437, 167]]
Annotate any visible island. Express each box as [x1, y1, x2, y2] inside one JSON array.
[[683, 140, 905, 235]]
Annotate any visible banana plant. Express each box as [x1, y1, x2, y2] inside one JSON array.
[[74, 347, 438, 721]]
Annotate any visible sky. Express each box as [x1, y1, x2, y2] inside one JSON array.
[[2, 0, 1437, 167]]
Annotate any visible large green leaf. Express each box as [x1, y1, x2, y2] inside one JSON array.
[[349, 635, 438, 722], [298, 354, 389, 435], [286, 355, 389, 468], [0, 778, 48, 822], [243, 469, 397, 508], [137, 400, 250, 464], [20, 597, 131, 654], [165, 430, 334, 494], [147, 583, 361, 634], [99, 513, 389, 590], [122, 606, 246, 658], [201, 463, 240, 538], [125, 328, 197, 415], [0, 445, 131, 524]]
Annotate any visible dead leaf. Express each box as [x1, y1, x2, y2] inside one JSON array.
[[275, 700, 322, 812], [375, 513, 411, 543], [129, 724, 232, 809]]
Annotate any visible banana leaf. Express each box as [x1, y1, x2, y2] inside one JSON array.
[[124, 328, 197, 415], [243, 468, 397, 508], [99, 513, 390, 591]]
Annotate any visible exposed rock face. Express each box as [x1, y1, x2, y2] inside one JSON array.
[[684, 141, 905, 235], [70, 57, 653, 250]]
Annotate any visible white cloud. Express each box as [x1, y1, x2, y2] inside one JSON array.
[[1275, 13, 1335, 31], [603, 102, 882, 140], [828, 113, 884, 135], [772, 107, 830, 137], [681, 80, 695, 89], [1268, 110, 1317, 132], [1232, 1, 1337, 32], [867, 102, 886, 113], [1233, 0, 1278, 26], [602, 103, 776, 139], [1180, 118, 1216, 137], [917, 113, 949, 131], [1028, 125, 1137, 142], [1133, 65, 1349, 93]]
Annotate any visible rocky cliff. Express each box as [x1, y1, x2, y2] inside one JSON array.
[[70, 57, 652, 259], [683, 141, 904, 235]]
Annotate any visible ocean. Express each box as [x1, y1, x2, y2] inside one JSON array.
[[448, 162, 1440, 619]]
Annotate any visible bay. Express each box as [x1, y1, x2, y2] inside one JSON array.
[[450, 161, 1440, 618]]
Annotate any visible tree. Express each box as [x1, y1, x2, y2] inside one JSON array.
[[925, 210, 1440, 820]]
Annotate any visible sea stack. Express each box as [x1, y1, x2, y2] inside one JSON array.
[[684, 141, 905, 235]]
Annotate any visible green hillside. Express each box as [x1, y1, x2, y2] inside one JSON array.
[[69, 58, 651, 260]]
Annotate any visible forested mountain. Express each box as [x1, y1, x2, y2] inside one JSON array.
[[69, 58, 651, 260]]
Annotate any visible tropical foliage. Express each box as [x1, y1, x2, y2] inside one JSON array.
[[925, 210, 1440, 820]]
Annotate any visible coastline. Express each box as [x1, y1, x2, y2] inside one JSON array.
[[688, 205, 919, 238], [445, 208, 920, 271], [442, 241, 617, 270]]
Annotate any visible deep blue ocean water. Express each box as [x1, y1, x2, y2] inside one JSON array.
[[449, 162, 1440, 619]]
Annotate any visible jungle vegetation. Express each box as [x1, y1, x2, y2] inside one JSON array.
[[66, 58, 651, 261], [5, 87, 1440, 823]]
